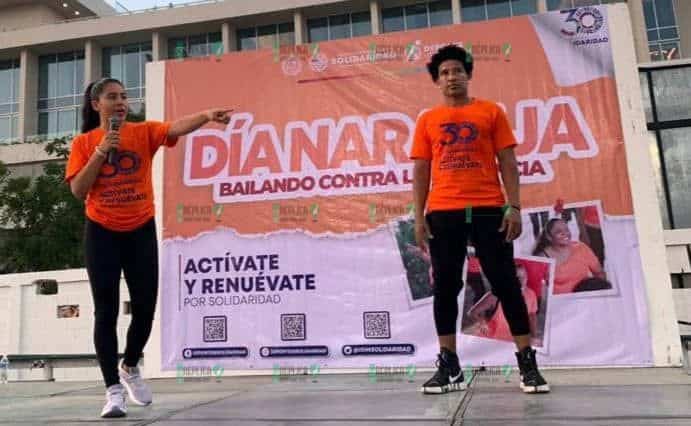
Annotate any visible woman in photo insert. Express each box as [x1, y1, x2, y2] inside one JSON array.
[[468, 262, 538, 342], [532, 218, 608, 294]]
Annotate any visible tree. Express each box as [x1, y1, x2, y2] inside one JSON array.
[[0, 137, 85, 273]]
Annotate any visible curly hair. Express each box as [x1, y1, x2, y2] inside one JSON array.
[[426, 44, 474, 82]]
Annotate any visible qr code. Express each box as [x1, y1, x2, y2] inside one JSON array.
[[203, 316, 227, 342], [281, 313, 306, 341], [363, 311, 391, 339]]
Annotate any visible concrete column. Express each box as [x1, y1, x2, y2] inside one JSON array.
[[626, 0, 651, 63], [7, 286, 23, 359], [370, 0, 381, 35], [537, 0, 547, 14], [608, 2, 683, 367], [452, 0, 461, 24], [294, 9, 307, 45], [18, 49, 38, 141], [152, 31, 168, 61], [84, 40, 102, 87], [222, 22, 237, 53]]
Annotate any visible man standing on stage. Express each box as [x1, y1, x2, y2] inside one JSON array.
[[411, 44, 549, 395]]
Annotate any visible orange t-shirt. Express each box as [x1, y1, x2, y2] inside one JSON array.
[[410, 99, 517, 212], [486, 287, 538, 341], [65, 121, 178, 231], [552, 241, 601, 294]]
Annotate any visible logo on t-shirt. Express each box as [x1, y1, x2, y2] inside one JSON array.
[[439, 122, 479, 146], [99, 151, 142, 178]]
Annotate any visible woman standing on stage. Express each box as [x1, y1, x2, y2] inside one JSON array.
[[66, 77, 231, 418]]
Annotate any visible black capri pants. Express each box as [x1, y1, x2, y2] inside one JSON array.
[[426, 207, 530, 337]]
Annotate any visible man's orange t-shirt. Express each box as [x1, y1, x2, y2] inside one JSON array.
[[65, 121, 178, 231], [410, 99, 517, 212]]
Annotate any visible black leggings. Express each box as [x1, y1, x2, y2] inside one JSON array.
[[84, 218, 158, 388], [426, 208, 530, 337]]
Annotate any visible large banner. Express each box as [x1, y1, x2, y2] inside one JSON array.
[[161, 6, 653, 370]]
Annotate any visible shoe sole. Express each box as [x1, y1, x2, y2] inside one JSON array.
[[120, 378, 152, 406], [101, 407, 126, 418], [520, 382, 551, 393], [420, 382, 467, 394]]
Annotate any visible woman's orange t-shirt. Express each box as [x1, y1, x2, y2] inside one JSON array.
[[552, 241, 601, 294], [410, 99, 517, 212], [65, 121, 178, 231]]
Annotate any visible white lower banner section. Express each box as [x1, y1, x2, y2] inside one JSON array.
[[161, 213, 652, 370]]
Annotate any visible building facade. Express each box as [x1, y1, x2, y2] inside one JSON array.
[[1, 0, 688, 270]]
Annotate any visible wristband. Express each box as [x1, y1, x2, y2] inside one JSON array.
[[503, 205, 520, 216], [94, 147, 107, 158]]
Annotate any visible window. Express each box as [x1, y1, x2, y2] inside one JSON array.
[[547, 0, 624, 10], [382, 7, 404, 33], [103, 42, 152, 106], [640, 65, 691, 229], [351, 11, 372, 37], [463, 0, 537, 22], [659, 128, 691, 228], [643, 0, 681, 61], [0, 59, 20, 144], [258, 25, 279, 50], [406, 4, 429, 29], [308, 12, 372, 42], [38, 51, 84, 139], [238, 28, 258, 51], [237, 23, 295, 51], [168, 32, 223, 58], [382, 1, 451, 33], [670, 273, 691, 289], [650, 67, 691, 122]]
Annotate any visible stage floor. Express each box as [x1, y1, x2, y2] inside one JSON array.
[[1, 367, 690, 425]]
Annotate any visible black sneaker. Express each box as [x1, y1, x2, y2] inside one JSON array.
[[420, 348, 466, 394], [515, 347, 550, 394]]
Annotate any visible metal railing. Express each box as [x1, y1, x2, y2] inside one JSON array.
[[0, 132, 74, 146], [51, 0, 227, 25]]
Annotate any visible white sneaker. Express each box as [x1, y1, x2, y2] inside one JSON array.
[[119, 361, 153, 406], [101, 384, 127, 418]]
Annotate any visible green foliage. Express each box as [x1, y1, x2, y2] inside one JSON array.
[[0, 137, 85, 273]]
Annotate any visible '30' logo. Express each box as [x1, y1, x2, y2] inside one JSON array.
[[99, 151, 142, 178], [440, 122, 478, 146]]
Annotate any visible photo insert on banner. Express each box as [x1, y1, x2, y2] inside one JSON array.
[[391, 218, 434, 309], [461, 255, 554, 349], [516, 200, 616, 297]]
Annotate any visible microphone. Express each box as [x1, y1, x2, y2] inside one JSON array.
[[107, 116, 122, 165]]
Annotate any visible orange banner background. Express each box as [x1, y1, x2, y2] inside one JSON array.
[[163, 17, 632, 239]]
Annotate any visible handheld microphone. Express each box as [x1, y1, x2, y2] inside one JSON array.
[[107, 116, 122, 165]]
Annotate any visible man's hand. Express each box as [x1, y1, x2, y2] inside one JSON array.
[[414, 220, 431, 255], [498, 207, 522, 242]]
